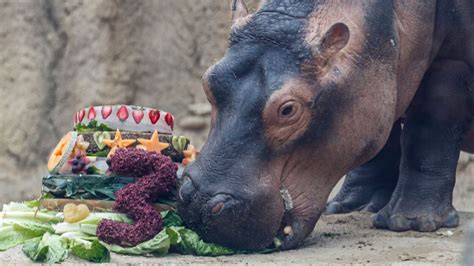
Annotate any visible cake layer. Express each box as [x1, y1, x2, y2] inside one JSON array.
[[42, 174, 177, 203], [43, 175, 140, 200], [74, 105, 175, 134], [81, 131, 189, 156]]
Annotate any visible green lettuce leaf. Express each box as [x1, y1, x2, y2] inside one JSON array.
[[54, 223, 98, 236], [75, 120, 113, 133], [0, 226, 40, 251], [10, 220, 54, 235], [78, 212, 132, 225], [22, 237, 46, 261], [2, 201, 35, 212], [22, 232, 68, 263], [169, 226, 235, 256], [71, 240, 110, 263], [101, 229, 170, 256], [161, 210, 183, 227]]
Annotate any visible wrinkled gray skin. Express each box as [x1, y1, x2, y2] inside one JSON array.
[[178, 0, 474, 251]]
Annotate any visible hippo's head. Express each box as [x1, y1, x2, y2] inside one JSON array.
[[178, 0, 399, 250]]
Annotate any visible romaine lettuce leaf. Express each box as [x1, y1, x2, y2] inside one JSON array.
[[22, 232, 68, 263], [101, 229, 170, 256], [161, 210, 183, 227], [168, 226, 235, 256], [0, 226, 39, 251], [71, 240, 110, 263]]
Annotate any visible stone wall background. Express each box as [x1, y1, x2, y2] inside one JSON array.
[[0, 0, 256, 203], [0, 0, 471, 210]]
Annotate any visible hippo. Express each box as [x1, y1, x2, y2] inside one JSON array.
[[178, 0, 474, 250]]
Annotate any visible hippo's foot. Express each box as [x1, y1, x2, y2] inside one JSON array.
[[326, 176, 396, 214], [372, 60, 474, 232], [373, 196, 459, 232]]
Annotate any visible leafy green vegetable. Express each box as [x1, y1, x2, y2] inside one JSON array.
[[43, 175, 177, 203], [75, 120, 113, 133], [3, 201, 36, 212], [71, 240, 110, 263], [60, 232, 97, 247], [22, 237, 46, 261], [86, 166, 103, 175], [54, 223, 97, 236], [161, 210, 183, 227], [24, 199, 41, 209], [0, 226, 40, 251], [169, 227, 235, 256], [11, 220, 54, 235], [0, 201, 59, 251], [23, 233, 68, 263], [79, 212, 132, 225], [42, 175, 136, 201], [87, 149, 110, 157], [1, 211, 61, 223], [101, 229, 170, 256]]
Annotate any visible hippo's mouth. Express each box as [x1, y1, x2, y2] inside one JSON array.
[[177, 174, 288, 251]]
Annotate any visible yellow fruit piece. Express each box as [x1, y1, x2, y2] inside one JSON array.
[[63, 203, 90, 223]]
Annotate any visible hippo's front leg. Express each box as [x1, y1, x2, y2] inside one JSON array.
[[326, 121, 401, 214], [374, 60, 472, 232]]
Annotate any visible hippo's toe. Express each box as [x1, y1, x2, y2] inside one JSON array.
[[325, 201, 346, 214], [373, 205, 460, 232]]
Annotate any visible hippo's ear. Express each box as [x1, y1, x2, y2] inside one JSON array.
[[314, 23, 350, 64], [231, 0, 249, 23]]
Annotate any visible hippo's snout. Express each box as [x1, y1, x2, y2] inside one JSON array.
[[179, 177, 243, 217], [177, 163, 286, 251]]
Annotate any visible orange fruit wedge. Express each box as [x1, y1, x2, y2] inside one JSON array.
[[47, 131, 78, 174]]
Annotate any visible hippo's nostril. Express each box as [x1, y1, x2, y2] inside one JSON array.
[[178, 176, 195, 204], [211, 202, 225, 214], [207, 194, 239, 216]]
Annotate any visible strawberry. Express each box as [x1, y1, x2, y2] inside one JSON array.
[[78, 109, 86, 123], [117, 105, 129, 122], [165, 113, 174, 130], [102, 106, 113, 119], [132, 110, 144, 124], [149, 109, 160, 124], [88, 107, 96, 120]]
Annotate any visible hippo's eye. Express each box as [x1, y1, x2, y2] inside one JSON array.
[[281, 104, 293, 116], [278, 100, 300, 122]]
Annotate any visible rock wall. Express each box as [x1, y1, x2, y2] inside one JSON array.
[[0, 0, 255, 203], [0, 0, 471, 210]]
